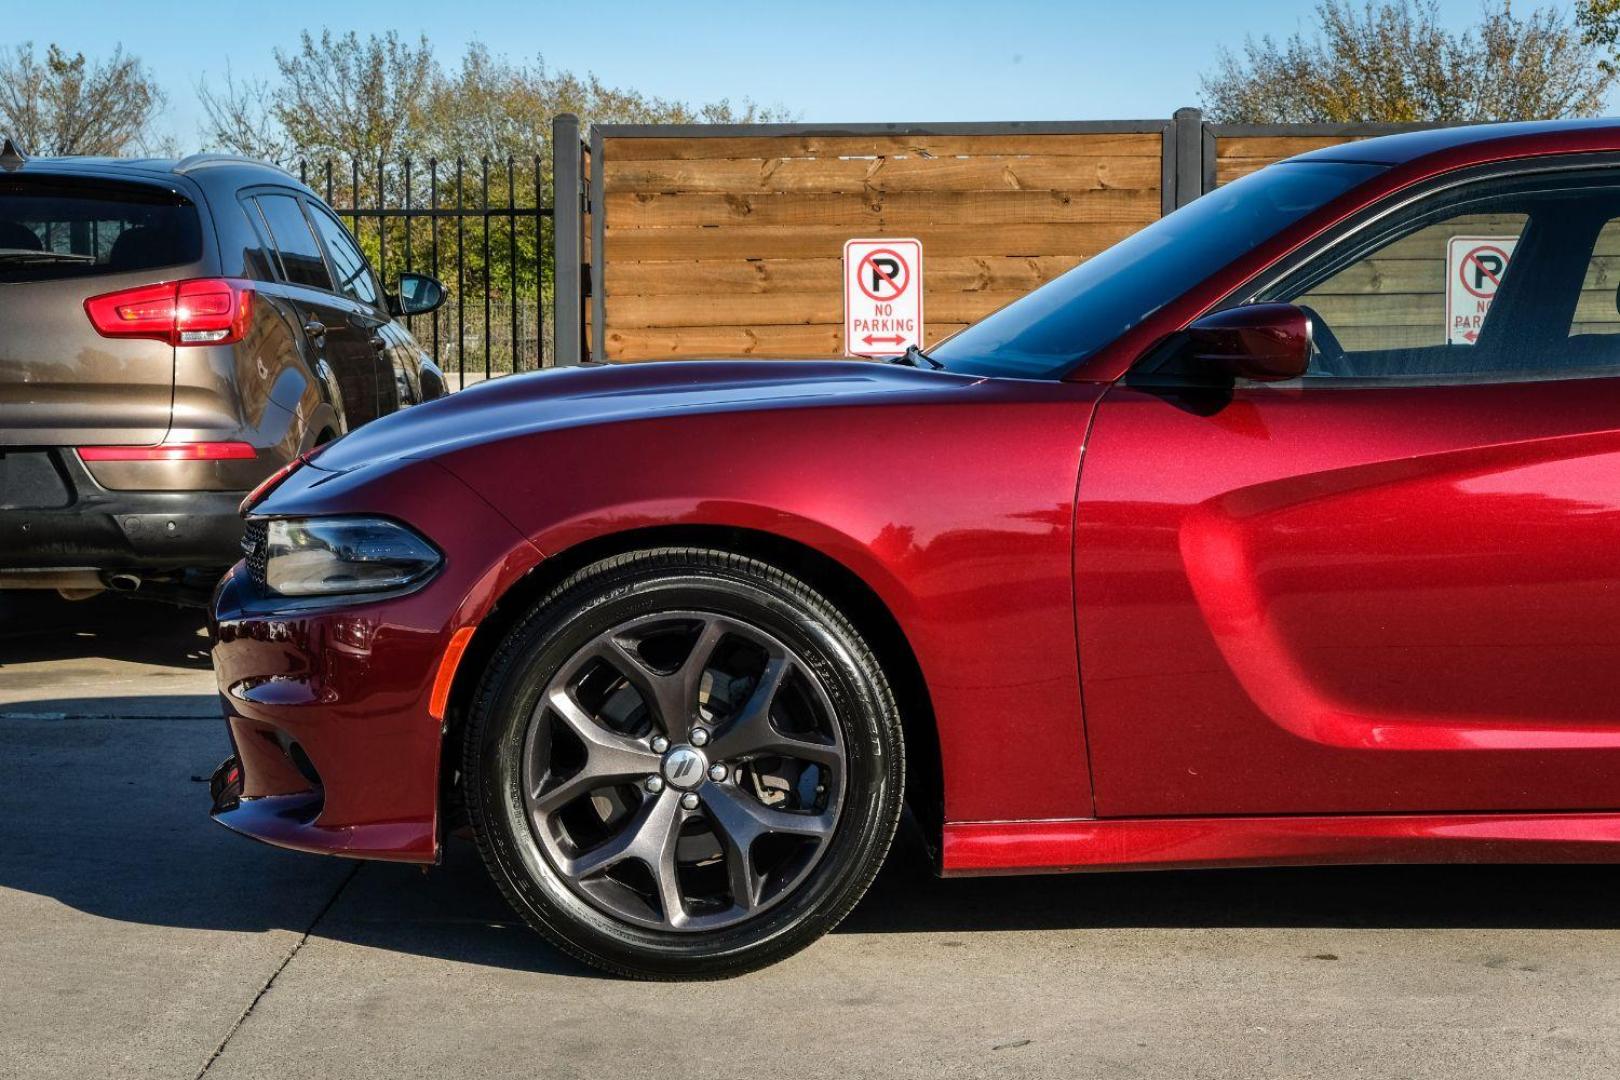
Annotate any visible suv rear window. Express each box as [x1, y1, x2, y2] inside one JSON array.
[[0, 176, 202, 283]]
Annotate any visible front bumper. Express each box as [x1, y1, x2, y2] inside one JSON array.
[[0, 448, 247, 571], [206, 456, 542, 864], [209, 563, 451, 862]]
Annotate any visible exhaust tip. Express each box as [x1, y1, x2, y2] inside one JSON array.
[[104, 572, 142, 592]]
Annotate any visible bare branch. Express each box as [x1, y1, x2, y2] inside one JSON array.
[[0, 41, 164, 155]]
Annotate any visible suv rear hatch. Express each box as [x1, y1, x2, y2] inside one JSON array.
[[0, 170, 206, 446]]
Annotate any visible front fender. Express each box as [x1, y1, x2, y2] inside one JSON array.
[[432, 389, 1101, 824]]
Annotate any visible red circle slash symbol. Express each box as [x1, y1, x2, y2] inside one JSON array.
[[1459, 245, 1509, 299], [857, 249, 910, 302]]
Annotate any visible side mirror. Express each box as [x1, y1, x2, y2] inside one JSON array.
[[391, 272, 447, 317], [1184, 303, 1311, 381]]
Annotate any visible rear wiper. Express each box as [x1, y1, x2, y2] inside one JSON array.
[[0, 249, 95, 265], [886, 344, 944, 370]]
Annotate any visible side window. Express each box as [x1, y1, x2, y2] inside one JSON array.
[[1261, 169, 1620, 383], [253, 193, 332, 291], [1570, 217, 1620, 339], [307, 204, 380, 306], [1293, 212, 1528, 360]]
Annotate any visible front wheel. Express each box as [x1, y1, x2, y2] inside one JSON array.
[[463, 548, 905, 979]]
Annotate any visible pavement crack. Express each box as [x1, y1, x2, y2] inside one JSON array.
[[193, 861, 362, 1079]]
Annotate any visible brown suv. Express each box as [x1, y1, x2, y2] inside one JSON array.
[[0, 143, 447, 604]]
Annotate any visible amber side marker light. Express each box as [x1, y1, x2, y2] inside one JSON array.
[[429, 626, 478, 721]]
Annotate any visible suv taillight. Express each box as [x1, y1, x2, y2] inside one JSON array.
[[84, 278, 254, 346]]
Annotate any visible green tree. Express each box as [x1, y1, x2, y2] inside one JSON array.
[[1202, 0, 1613, 122], [194, 32, 795, 372], [419, 43, 792, 162], [1577, 0, 1620, 75], [0, 42, 166, 156]]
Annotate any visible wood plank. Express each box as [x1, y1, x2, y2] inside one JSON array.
[[1215, 160, 1270, 185], [604, 187, 1161, 228], [1216, 135, 1366, 160], [604, 132, 1163, 161], [604, 322, 969, 361], [1334, 325, 1444, 350], [1294, 292, 1449, 325], [604, 255, 1083, 297], [602, 222, 1139, 261], [1572, 291, 1620, 320], [1214, 135, 1369, 184], [603, 155, 1163, 195], [1303, 258, 1443, 295], [607, 291, 1026, 329]]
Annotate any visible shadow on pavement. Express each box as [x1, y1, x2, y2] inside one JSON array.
[[0, 592, 210, 669], [4, 714, 1618, 984]]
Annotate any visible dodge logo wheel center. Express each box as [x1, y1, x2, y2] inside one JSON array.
[[661, 745, 708, 790]]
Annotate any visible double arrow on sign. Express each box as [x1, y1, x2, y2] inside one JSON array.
[[862, 334, 905, 346]]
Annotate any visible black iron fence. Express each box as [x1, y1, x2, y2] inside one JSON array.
[[298, 154, 554, 383]]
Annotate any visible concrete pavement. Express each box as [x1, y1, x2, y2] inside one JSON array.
[[3, 594, 1619, 1079]]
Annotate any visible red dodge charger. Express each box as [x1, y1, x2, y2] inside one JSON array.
[[212, 119, 1620, 977]]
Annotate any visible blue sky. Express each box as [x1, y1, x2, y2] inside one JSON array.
[[7, 0, 1595, 147]]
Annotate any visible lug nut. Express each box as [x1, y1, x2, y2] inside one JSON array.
[[689, 727, 709, 747], [680, 792, 700, 810], [651, 735, 669, 753], [708, 763, 728, 782], [644, 775, 665, 794]]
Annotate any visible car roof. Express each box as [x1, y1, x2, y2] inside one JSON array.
[[0, 152, 310, 196], [1293, 118, 1620, 167]]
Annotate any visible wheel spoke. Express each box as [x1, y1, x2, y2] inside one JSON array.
[[534, 688, 660, 805], [591, 617, 727, 742], [563, 786, 683, 885], [709, 656, 841, 766], [703, 782, 835, 860]]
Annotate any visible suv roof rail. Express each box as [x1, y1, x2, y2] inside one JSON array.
[[173, 153, 297, 179], [1, 136, 27, 172]]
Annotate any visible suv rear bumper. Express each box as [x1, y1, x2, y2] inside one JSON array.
[[1, 448, 246, 572]]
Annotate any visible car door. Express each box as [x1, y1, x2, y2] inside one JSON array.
[[303, 200, 393, 419], [249, 191, 379, 429], [1076, 161, 1620, 818]]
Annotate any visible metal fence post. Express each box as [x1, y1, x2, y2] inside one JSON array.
[[1172, 107, 1203, 208], [551, 113, 585, 365]]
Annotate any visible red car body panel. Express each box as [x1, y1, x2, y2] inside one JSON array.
[[212, 458, 541, 859], [1078, 378, 1620, 819], [210, 119, 1620, 874], [214, 363, 1105, 857], [420, 367, 1103, 824], [942, 813, 1620, 875]]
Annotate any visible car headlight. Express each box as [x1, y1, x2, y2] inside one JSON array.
[[260, 516, 441, 597]]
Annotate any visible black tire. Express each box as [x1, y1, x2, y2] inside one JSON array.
[[463, 547, 906, 979]]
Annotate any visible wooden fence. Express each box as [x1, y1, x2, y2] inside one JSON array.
[[550, 111, 1450, 364]]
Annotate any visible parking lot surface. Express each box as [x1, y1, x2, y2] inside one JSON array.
[[3, 594, 1619, 1080]]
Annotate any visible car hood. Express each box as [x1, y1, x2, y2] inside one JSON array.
[[310, 359, 976, 473]]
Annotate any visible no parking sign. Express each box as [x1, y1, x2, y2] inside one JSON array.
[[1446, 236, 1517, 345], [844, 238, 922, 357]]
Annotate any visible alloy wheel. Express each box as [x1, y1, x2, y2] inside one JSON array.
[[520, 611, 846, 931]]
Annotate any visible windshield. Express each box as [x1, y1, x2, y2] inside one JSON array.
[[931, 160, 1386, 379]]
